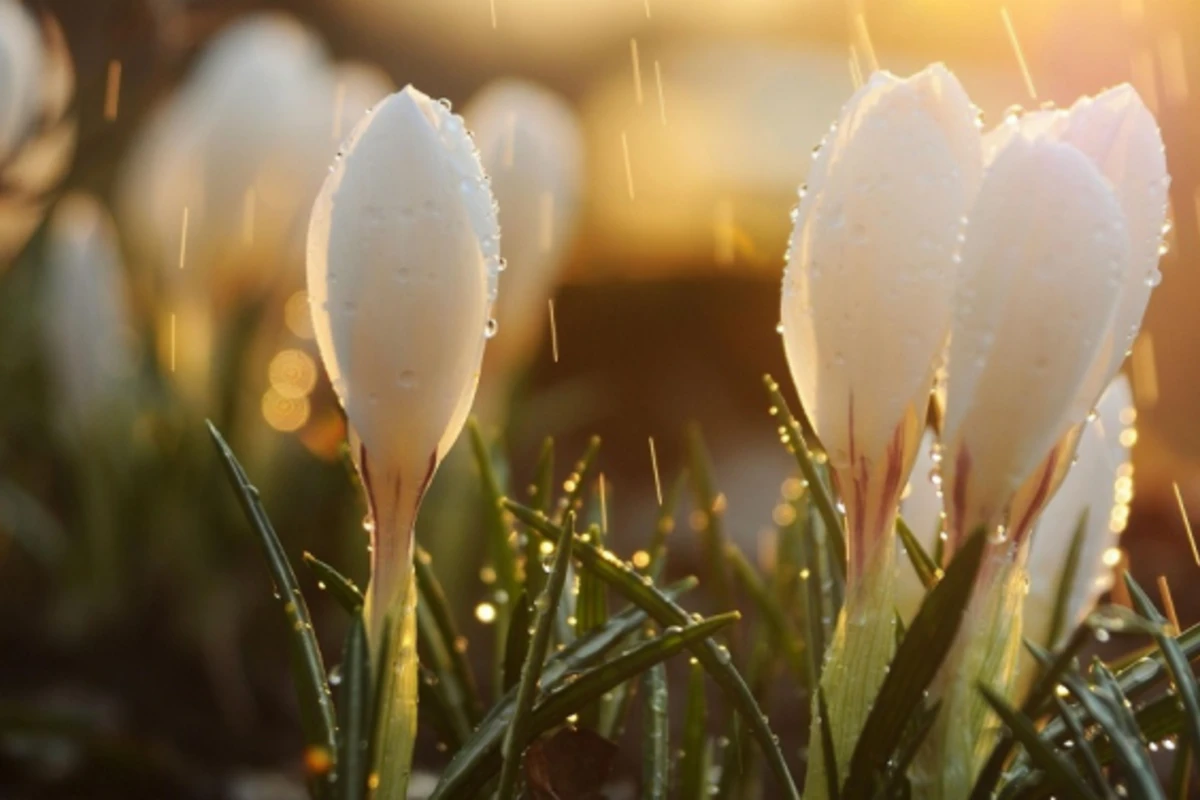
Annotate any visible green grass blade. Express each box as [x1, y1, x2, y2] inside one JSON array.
[[526, 437, 556, 600], [206, 421, 337, 797], [415, 599, 473, 746], [497, 514, 575, 800], [978, 684, 1099, 800], [971, 624, 1093, 800], [554, 435, 601, 524], [799, 520, 827, 691], [505, 500, 801, 800], [896, 517, 938, 590], [763, 375, 846, 588], [414, 547, 481, 722], [874, 701, 941, 800], [685, 426, 735, 618], [642, 659, 670, 800], [368, 567, 419, 800], [1059, 667, 1165, 800], [337, 616, 370, 800], [467, 419, 518, 691], [1052, 695, 1109, 795], [1125, 573, 1200, 753], [646, 472, 686, 580], [431, 581, 694, 800], [817, 688, 842, 800], [680, 658, 708, 800], [1046, 510, 1089, 651], [303, 552, 364, 613], [726, 542, 807, 685], [841, 528, 988, 798], [1170, 738, 1192, 800], [503, 591, 533, 694]]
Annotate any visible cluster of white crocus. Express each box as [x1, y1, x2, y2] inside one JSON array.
[[41, 194, 135, 433], [0, 0, 76, 267], [781, 64, 1167, 799], [464, 79, 583, 402]]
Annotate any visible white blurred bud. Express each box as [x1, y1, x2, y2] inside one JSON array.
[[41, 194, 135, 431]]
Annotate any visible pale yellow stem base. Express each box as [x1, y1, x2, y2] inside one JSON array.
[[802, 535, 899, 800], [912, 549, 1025, 800]]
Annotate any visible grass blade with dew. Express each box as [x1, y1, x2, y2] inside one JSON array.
[[1059, 664, 1165, 800], [497, 513, 575, 800], [414, 547, 481, 722], [685, 426, 736, 623], [303, 552, 363, 614], [503, 591, 533, 694], [763, 375, 847, 590], [506, 500, 801, 800], [1052, 695, 1109, 795], [415, 599, 473, 746], [970, 624, 1094, 800], [206, 421, 337, 797], [553, 435, 601, 525], [817, 688, 842, 800], [467, 419, 519, 689], [337, 615, 370, 800], [645, 471, 686, 581], [841, 527, 988, 798], [896, 517, 939, 590], [1125, 572, 1200, 753], [680, 658, 708, 800], [1170, 738, 1192, 800], [525, 437, 555, 600], [431, 580, 695, 799], [726, 542, 808, 685], [440, 612, 736, 799], [642, 658, 670, 800], [799, 518, 827, 692], [978, 685, 1100, 800], [1046, 510, 1089, 652], [874, 701, 941, 800], [367, 566, 419, 800]]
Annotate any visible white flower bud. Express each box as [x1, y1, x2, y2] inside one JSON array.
[[307, 86, 501, 637]]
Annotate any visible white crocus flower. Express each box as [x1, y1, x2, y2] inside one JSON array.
[[41, 194, 135, 432], [308, 85, 501, 645], [780, 64, 983, 797], [1003, 87, 1167, 542], [0, 1, 75, 266], [465, 79, 583, 400]]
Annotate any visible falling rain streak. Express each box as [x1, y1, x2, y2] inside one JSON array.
[[1157, 575, 1180, 633], [490, 0, 497, 29], [1172, 482, 1200, 566], [169, 312, 177, 372], [648, 436, 663, 506], [848, 45, 864, 89], [621, 131, 635, 200], [654, 61, 667, 126], [853, 14, 878, 73], [599, 473, 609, 533], [178, 207, 189, 270], [104, 60, 121, 121], [548, 298, 560, 363], [538, 191, 554, 253], [630, 39, 644, 106], [1000, 7, 1037, 100]]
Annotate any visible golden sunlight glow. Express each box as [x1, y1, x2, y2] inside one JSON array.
[[268, 349, 319, 399], [262, 388, 311, 432], [475, 602, 497, 623]]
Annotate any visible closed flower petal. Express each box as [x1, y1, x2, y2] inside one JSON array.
[[466, 79, 584, 389], [42, 194, 135, 431], [1024, 375, 1133, 650], [307, 85, 501, 637], [782, 63, 981, 577], [942, 135, 1128, 543]]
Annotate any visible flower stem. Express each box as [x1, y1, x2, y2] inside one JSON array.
[[802, 534, 899, 800], [912, 546, 1025, 800], [369, 564, 419, 800]]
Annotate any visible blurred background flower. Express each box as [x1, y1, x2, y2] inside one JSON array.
[[1, 0, 1199, 795]]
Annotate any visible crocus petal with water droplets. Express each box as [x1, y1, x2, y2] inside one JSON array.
[[941, 135, 1128, 544], [307, 85, 501, 643], [781, 63, 982, 578], [466, 79, 584, 390]]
